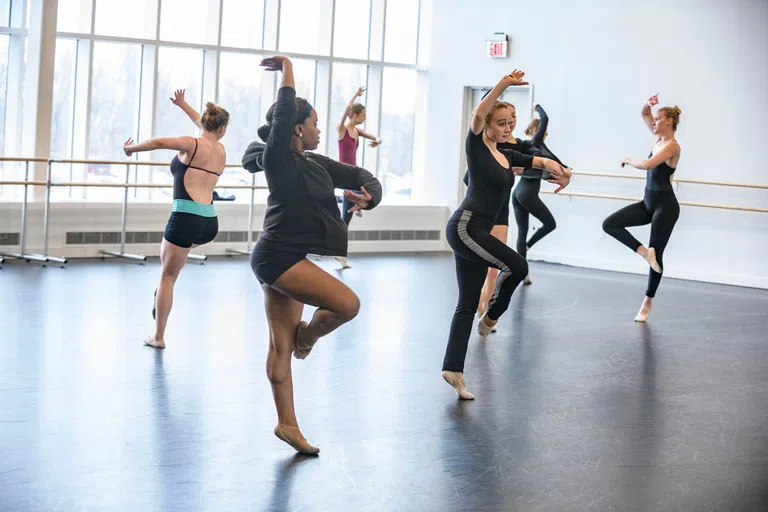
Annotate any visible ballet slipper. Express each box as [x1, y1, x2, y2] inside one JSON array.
[[477, 313, 497, 337], [441, 371, 475, 400], [143, 334, 165, 349], [293, 321, 315, 360], [642, 247, 662, 274], [274, 424, 320, 455], [634, 302, 652, 322], [335, 256, 351, 269], [523, 275, 532, 285]]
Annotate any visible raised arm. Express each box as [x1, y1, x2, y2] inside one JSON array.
[[641, 94, 659, 135], [337, 86, 365, 137], [259, 56, 297, 169], [170, 89, 202, 130], [471, 70, 528, 135], [123, 136, 196, 157], [621, 140, 680, 170], [531, 104, 549, 148]]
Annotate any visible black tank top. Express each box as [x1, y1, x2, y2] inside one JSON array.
[[170, 139, 222, 201], [645, 149, 676, 192]]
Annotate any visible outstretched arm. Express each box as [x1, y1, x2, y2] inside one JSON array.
[[641, 94, 658, 135], [357, 128, 382, 147], [471, 70, 528, 135], [123, 136, 196, 157], [170, 89, 202, 130], [621, 140, 680, 170], [337, 86, 366, 137]]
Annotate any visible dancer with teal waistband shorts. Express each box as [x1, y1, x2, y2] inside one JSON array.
[[123, 90, 230, 349]]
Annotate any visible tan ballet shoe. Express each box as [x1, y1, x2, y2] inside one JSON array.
[[274, 424, 320, 455], [441, 371, 475, 400]]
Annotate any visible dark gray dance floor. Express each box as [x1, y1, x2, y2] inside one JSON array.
[[1, 254, 767, 511]]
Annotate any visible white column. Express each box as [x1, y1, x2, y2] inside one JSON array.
[[21, 0, 58, 200]]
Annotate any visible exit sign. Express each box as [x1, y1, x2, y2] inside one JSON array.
[[486, 33, 508, 58]]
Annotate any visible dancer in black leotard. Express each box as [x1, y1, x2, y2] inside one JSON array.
[[602, 94, 682, 322], [124, 92, 229, 348], [512, 104, 566, 284], [442, 70, 571, 400], [464, 100, 540, 325]]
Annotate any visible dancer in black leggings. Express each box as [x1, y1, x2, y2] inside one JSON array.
[[602, 94, 682, 322], [442, 70, 571, 400], [463, 100, 540, 323], [512, 104, 565, 284]]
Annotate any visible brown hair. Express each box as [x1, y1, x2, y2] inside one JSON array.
[[485, 101, 513, 125], [201, 102, 230, 132], [350, 103, 366, 116], [524, 118, 540, 137], [657, 105, 682, 131]]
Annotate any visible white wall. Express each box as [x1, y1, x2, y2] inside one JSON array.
[[417, 0, 768, 289]]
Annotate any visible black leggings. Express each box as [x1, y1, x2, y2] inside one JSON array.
[[443, 210, 528, 372], [512, 178, 556, 258], [602, 190, 680, 298]]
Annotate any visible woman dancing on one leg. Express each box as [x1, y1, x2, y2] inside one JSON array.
[[243, 56, 382, 454], [602, 94, 682, 322], [124, 91, 229, 349], [334, 86, 382, 269], [512, 104, 566, 285], [470, 100, 541, 324], [442, 70, 571, 400]]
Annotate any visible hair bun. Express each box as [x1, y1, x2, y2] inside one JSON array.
[[205, 101, 217, 111], [673, 105, 681, 115]]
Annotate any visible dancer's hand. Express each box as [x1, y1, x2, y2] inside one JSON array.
[[548, 166, 571, 193], [170, 89, 186, 107], [355, 86, 366, 97], [646, 94, 659, 108], [620, 157, 632, 167], [343, 187, 373, 213], [260, 56, 291, 71], [123, 138, 135, 157], [501, 69, 528, 87], [368, 138, 382, 148]]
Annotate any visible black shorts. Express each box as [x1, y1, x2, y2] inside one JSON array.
[[250, 241, 307, 286], [164, 212, 219, 248]]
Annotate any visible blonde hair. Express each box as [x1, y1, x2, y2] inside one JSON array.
[[524, 118, 540, 137], [484, 101, 514, 125], [658, 105, 682, 131], [201, 102, 230, 132]]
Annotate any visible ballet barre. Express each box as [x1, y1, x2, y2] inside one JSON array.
[[541, 190, 768, 214], [0, 156, 267, 265]]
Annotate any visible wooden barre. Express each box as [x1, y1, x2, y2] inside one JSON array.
[[49, 182, 268, 190], [0, 180, 267, 190], [541, 190, 768, 213], [673, 178, 768, 190], [571, 171, 644, 180], [47, 158, 246, 167], [0, 157, 49, 163]]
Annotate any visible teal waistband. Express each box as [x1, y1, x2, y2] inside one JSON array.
[[172, 199, 217, 218]]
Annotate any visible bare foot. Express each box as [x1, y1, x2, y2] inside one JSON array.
[[441, 371, 475, 400], [143, 334, 165, 349], [274, 424, 320, 455]]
